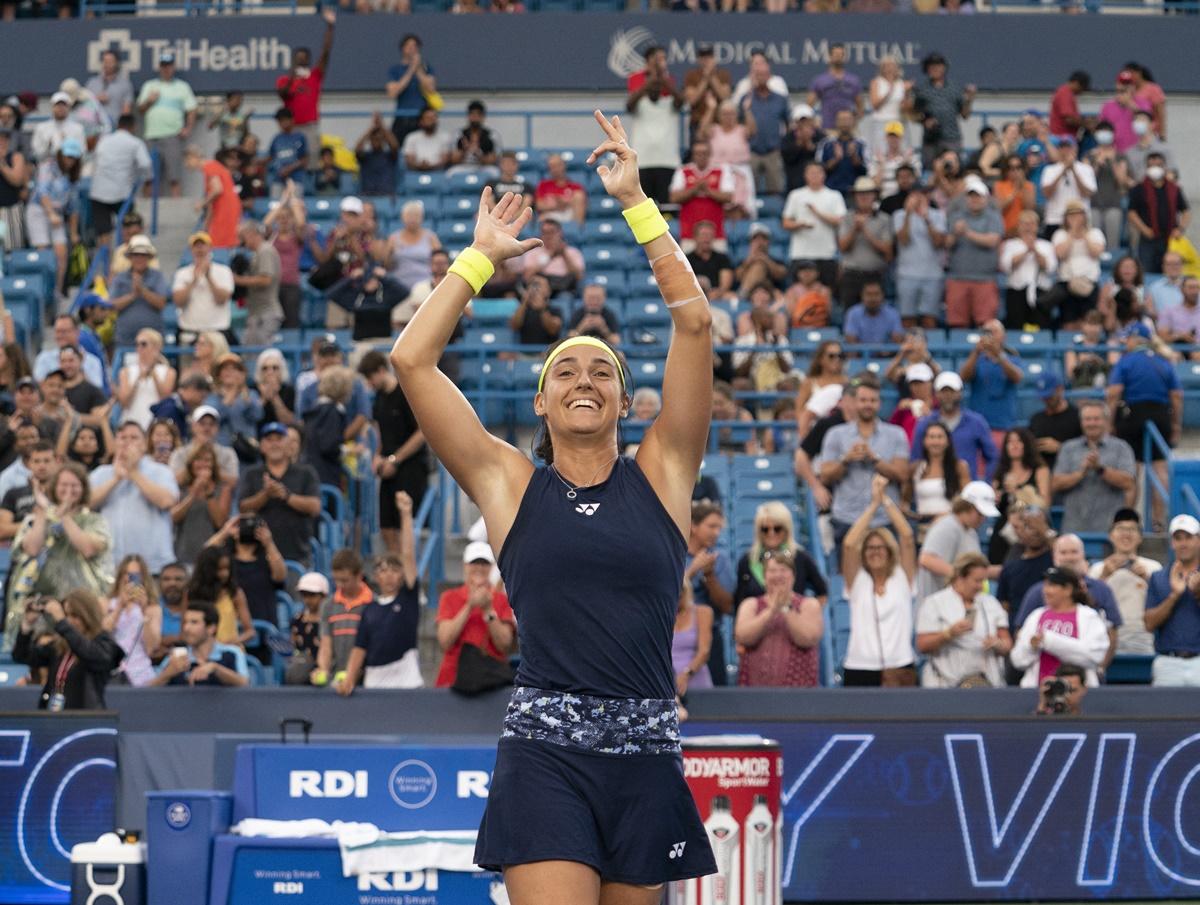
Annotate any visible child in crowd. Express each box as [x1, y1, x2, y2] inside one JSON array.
[[1065, 310, 1110, 388], [312, 549, 373, 688], [336, 492, 422, 692], [314, 147, 344, 196], [287, 572, 327, 685]]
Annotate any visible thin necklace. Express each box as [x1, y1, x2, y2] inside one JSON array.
[[549, 455, 618, 500]]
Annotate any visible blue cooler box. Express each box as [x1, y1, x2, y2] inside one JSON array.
[[70, 836, 145, 905], [146, 791, 233, 905]]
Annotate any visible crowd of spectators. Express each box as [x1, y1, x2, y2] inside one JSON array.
[[0, 36, 1197, 705]]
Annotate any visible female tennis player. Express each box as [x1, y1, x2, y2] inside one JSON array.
[[391, 110, 716, 904]]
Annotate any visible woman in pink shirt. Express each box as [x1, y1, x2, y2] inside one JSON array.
[[1098, 72, 1151, 153], [1010, 566, 1110, 688]]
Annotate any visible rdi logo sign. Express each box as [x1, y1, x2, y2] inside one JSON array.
[[357, 870, 439, 892], [272, 882, 304, 895], [288, 770, 368, 799], [87, 28, 292, 75]]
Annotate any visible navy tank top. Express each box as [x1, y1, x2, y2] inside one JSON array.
[[497, 456, 685, 701]]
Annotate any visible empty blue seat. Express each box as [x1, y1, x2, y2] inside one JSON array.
[[587, 269, 628, 297], [592, 196, 625, 220], [459, 357, 514, 390], [461, 325, 512, 348], [626, 298, 672, 329], [440, 221, 475, 245], [732, 454, 792, 482], [583, 244, 632, 269], [404, 171, 448, 193], [306, 197, 340, 220], [512, 358, 546, 389], [442, 195, 477, 220], [628, 359, 665, 388], [447, 171, 489, 195], [470, 298, 518, 326], [513, 148, 548, 171], [736, 474, 795, 499]]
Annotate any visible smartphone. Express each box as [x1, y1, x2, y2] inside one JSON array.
[[129, 573, 143, 587]]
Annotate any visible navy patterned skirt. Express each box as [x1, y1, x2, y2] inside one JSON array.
[[474, 687, 717, 884]]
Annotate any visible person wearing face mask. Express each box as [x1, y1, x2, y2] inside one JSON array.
[[1087, 121, 1134, 251], [1098, 71, 1150, 154], [1127, 152, 1191, 276], [1125, 110, 1174, 183]]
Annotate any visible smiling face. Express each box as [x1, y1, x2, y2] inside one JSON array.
[[764, 558, 794, 594], [923, 423, 949, 458], [54, 468, 84, 508], [1042, 580, 1074, 612], [536, 347, 626, 442], [692, 512, 724, 549]]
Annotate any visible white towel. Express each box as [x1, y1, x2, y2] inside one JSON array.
[[233, 818, 375, 839], [336, 828, 481, 877]]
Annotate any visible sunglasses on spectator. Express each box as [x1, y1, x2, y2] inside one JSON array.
[[760, 524, 787, 535], [261, 364, 281, 370], [825, 351, 845, 359]]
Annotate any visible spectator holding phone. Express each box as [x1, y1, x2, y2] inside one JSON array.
[[149, 601, 249, 687], [102, 554, 161, 687], [15, 590, 123, 710]]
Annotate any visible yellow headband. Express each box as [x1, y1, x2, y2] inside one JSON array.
[[537, 336, 626, 395]]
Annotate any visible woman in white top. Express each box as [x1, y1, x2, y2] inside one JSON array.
[[906, 421, 970, 530], [1049, 201, 1106, 330], [841, 474, 917, 686], [1010, 566, 1110, 688], [868, 57, 909, 155], [999, 210, 1058, 332], [115, 328, 177, 430], [916, 552, 1011, 687]]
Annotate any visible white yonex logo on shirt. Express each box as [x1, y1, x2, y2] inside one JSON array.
[[669, 841, 686, 859], [575, 503, 600, 516]]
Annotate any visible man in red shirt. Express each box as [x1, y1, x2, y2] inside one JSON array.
[[276, 8, 336, 170], [668, 138, 734, 250], [535, 153, 587, 224], [1049, 70, 1090, 140], [435, 542, 516, 688]]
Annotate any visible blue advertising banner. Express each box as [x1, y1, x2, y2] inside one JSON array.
[[0, 715, 118, 904], [211, 838, 501, 905], [688, 718, 1200, 902], [0, 14, 1196, 95], [232, 744, 496, 829]]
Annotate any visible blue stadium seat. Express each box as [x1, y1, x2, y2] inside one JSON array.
[[587, 270, 628, 297], [1011, 330, 1059, 359], [584, 220, 623, 243], [628, 359, 665, 388], [732, 454, 792, 482], [461, 325, 512, 348], [306, 197, 341, 221], [736, 474, 795, 499], [443, 195, 478, 220], [470, 299, 519, 326], [589, 197, 623, 221], [790, 327, 841, 346], [512, 358, 546, 389], [626, 298, 672, 329], [0, 663, 30, 686], [459, 357, 514, 391], [405, 171, 448, 194], [405, 195, 443, 219], [447, 171, 489, 195], [583, 244, 633, 269], [440, 221, 475, 245], [754, 196, 784, 220], [514, 148, 548, 170]]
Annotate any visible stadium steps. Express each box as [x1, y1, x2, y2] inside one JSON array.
[[154, 197, 207, 276]]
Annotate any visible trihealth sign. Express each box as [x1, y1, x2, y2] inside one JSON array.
[[3, 15, 1199, 94]]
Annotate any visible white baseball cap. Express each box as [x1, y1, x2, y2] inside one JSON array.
[[463, 541, 495, 566], [905, 363, 934, 384], [964, 174, 990, 196], [339, 196, 364, 215], [296, 572, 330, 595], [1169, 514, 1200, 536], [50, 91, 72, 106], [790, 103, 815, 122], [934, 371, 964, 392], [961, 481, 1000, 518], [191, 404, 220, 423]]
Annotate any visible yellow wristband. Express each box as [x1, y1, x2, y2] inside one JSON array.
[[448, 247, 495, 296], [622, 197, 669, 245]]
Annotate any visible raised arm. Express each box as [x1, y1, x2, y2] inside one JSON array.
[[390, 189, 541, 550], [585, 111, 713, 539]]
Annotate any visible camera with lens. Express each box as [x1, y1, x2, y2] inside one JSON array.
[[238, 515, 259, 544], [1042, 678, 1070, 714]]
